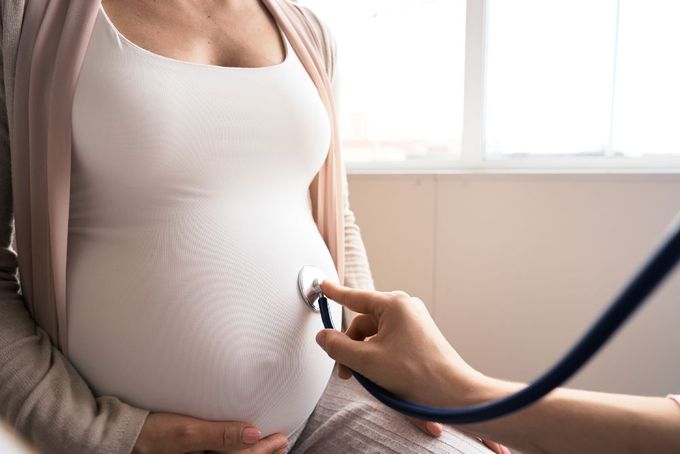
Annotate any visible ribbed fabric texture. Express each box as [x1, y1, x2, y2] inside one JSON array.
[[67, 5, 342, 438], [0, 2, 375, 452], [286, 366, 494, 453]]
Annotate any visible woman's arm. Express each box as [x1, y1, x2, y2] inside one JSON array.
[[315, 281, 680, 454], [341, 178, 375, 327]]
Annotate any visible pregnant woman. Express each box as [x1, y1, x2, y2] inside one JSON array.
[[0, 0, 497, 452]]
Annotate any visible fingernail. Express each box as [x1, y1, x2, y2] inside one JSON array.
[[315, 331, 327, 348], [242, 426, 261, 444], [426, 421, 442, 436], [276, 445, 289, 454]]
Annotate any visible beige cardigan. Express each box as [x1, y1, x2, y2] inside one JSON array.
[[0, 1, 375, 452]]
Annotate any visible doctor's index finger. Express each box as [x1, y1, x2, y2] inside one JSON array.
[[319, 280, 390, 314]]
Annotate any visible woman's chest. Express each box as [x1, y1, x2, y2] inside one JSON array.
[[72, 9, 330, 207], [99, 0, 286, 68]]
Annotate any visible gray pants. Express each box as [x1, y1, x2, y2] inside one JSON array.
[[287, 367, 493, 453]]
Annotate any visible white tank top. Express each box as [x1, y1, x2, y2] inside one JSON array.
[[67, 4, 342, 438]]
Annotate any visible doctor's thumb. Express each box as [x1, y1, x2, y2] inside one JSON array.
[[315, 329, 337, 351], [316, 329, 369, 372]]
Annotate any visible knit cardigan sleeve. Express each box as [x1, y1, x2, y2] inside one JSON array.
[[0, 11, 149, 454]]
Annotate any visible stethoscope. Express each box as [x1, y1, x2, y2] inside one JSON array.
[[297, 213, 680, 424]]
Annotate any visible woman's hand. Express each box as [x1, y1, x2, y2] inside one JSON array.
[[133, 413, 288, 454], [316, 281, 491, 409]]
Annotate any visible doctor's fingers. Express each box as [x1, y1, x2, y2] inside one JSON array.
[[319, 280, 393, 314], [337, 315, 379, 379], [345, 314, 378, 342], [316, 328, 376, 374]]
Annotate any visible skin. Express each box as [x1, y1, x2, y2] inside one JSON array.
[[101, 0, 287, 69], [132, 413, 288, 454], [315, 280, 680, 454], [101, 0, 440, 450]]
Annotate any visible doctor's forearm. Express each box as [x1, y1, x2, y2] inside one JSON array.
[[448, 377, 680, 454]]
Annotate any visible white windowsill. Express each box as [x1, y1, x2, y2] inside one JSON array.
[[346, 157, 680, 175]]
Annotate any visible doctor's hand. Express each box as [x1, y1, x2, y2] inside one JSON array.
[[314, 282, 510, 453], [315, 282, 680, 454], [133, 413, 289, 454], [315, 281, 492, 412]]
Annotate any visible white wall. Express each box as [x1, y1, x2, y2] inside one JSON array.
[[347, 173, 680, 396]]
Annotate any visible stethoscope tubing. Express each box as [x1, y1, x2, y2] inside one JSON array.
[[318, 216, 680, 424]]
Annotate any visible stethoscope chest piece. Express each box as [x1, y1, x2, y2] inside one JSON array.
[[298, 265, 327, 312]]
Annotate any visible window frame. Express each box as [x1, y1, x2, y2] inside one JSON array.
[[339, 0, 680, 174]]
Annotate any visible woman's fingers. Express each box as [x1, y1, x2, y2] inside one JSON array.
[[406, 416, 443, 438], [454, 428, 511, 454], [319, 280, 391, 315], [162, 414, 287, 453], [178, 420, 261, 452], [232, 432, 290, 453], [134, 413, 289, 453]]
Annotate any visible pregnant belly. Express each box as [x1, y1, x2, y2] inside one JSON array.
[[66, 201, 342, 437]]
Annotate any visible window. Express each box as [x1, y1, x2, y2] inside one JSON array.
[[297, 0, 466, 163], [298, 0, 680, 171]]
